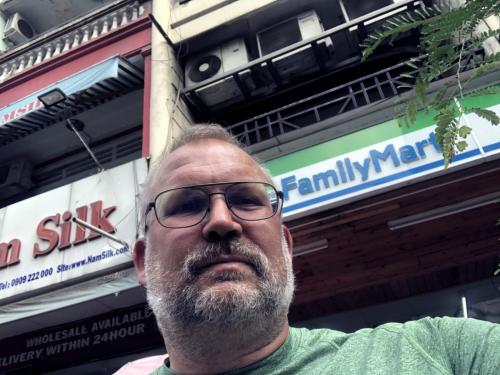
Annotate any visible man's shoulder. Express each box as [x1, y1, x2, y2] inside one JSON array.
[[289, 325, 347, 347], [375, 315, 499, 341], [285, 317, 499, 375], [291, 316, 497, 348]]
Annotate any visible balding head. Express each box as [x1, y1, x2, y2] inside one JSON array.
[[139, 124, 273, 233]]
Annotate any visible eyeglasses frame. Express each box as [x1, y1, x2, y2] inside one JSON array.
[[145, 181, 284, 230]]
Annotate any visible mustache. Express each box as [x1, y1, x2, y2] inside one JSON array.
[[183, 239, 268, 282]]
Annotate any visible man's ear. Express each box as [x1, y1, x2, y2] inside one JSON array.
[[282, 225, 293, 257], [133, 237, 147, 286]]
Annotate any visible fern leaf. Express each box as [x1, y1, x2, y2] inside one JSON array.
[[458, 125, 472, 138], [466, 108, 500, 125], [466, 28, 500, 50], [362, 0, 500, 166], [468, 86, 500, 97], [406, 97, 419, 124], [432, 85, 453, 109], [434, 105, 459, 167], [415, 78, 429, 107], [456, 140, 468, 151]]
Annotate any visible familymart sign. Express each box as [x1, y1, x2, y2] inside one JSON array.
[[270, 97, 500, 219]]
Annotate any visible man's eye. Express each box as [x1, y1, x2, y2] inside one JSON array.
[[230, 194, 266, 208], [163, 194, 205, 216]]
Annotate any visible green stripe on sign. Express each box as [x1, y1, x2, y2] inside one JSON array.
[[265, 90, 500, 176], [265, 116, 431, 176]]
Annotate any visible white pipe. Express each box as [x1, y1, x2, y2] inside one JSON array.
[[72, 217, 129, 250], [461, 296, 468, 319]]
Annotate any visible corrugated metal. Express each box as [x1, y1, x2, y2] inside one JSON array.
[[0, 58, 144, 145]]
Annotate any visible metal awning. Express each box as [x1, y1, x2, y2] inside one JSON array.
[[0, 56, 144, 145]]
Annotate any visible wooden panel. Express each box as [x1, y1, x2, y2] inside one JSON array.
[[289, 256, 499, 322], [287, 159, 500, 321]]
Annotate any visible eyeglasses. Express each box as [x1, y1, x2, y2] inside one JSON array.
[[146, 182, 284, 229]]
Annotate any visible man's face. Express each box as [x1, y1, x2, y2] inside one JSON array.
[[134, 139, 294, 331]]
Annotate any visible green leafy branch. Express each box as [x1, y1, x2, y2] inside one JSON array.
[[362, 0, 500, 167]]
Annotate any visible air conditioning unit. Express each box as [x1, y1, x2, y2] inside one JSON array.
[[257, 10, 333, 83], [3, 13, 35, 45], [0, 159, 33, 200], [185, 38, 256, 108]]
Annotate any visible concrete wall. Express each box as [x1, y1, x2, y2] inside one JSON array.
[[149, 0, 193, 163], [169, 0, 279, 43]]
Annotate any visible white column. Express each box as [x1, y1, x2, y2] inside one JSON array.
[[149, 0, 190, 163], [0, 11, 9, 52]]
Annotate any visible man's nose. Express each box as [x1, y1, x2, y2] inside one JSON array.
[[201, 194, 242, 241]]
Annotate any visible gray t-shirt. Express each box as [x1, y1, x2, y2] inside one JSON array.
[[151, 317, 500, 374]]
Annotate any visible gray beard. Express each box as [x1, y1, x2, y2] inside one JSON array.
[[145, 236, 295, 356]]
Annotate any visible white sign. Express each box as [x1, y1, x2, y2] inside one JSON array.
[[275, 105, 500, 219], [0, 159, 147, 303]]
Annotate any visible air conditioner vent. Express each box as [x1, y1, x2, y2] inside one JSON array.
[[256, 10, 333, 83], [3, 13, 35, 45], [258, 18, 303, 56], [187, 55, 222, 83], [184, 38, 257, 108]]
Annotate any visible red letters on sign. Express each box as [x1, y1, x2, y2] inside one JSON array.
[[59, 211, 73, 250], [0, 239, 21, 268], [88, 200, 116, 240], [33, 214, 61, 257], [32, 200, 117, 257], [73, 206, 89, 245], [0, 200, 118, 267]]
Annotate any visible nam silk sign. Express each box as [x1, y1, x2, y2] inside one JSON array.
[[0, 159, 147, 303]]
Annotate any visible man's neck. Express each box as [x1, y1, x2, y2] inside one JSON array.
[[165, 321, 289, 374]]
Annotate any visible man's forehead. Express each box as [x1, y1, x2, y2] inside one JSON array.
[[153, 139, 267, 189]]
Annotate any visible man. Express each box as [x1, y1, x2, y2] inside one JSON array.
[[131, 124, 500, 375]]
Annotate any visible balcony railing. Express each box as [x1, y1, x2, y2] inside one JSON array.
[[0, 1, 146, 84], [227, 50, 486, 147]]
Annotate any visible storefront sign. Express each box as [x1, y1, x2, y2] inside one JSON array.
[[270, 98, 500, 219], [0, 303, 163, 374], [0, 158, 147, 303]]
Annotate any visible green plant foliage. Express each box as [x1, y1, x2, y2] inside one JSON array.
[[434, 103, 460, 167], [362, 0, 500, 166], [468, 86, 500, 97], [465, 107, 500, 125]]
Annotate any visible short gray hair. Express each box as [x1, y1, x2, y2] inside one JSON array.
[[139, 123, 273, 234]]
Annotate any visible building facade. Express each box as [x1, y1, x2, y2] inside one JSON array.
[[0, 0, 499, 374], [0, 1, 161, 374]]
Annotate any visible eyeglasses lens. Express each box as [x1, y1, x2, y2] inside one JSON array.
[[156, 188, 208, 228], [226, 183, 278, 220], [154, 182, 279, 228]]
